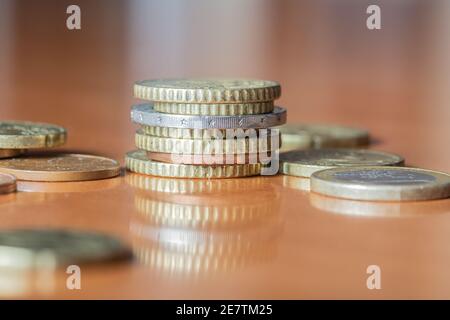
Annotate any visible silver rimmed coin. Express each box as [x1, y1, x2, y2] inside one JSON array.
[[131, 104, 287, 129], [280, 149, 404, 177], [311, 166, 450, 201], [0, 229, 131, 269]]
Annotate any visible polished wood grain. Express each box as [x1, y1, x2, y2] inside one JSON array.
[[0, 0, 449, 299]]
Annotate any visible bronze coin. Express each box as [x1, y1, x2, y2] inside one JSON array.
[[0, 153, 120, 182]]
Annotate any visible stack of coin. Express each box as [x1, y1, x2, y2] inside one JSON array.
[[126, 79, 287, 178]]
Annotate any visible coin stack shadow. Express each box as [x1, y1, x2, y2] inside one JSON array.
[[126, 79, 287, 179]]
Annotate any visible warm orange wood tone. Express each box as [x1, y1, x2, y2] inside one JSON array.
[[0, 0, 449, 299]]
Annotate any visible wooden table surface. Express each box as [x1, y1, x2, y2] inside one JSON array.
[[0, 0, 449, 299]]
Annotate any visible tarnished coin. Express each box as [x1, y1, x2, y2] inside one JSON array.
[[0, 153, 120, 182], [135, 130, 279, 155], [278, 124, 370, 152], [280, 149, 404, 177], [126, 150, 261, 179], [0, 173, 16, 194], [0, 121, 67, 149], [311, 166, 450, 201], [147, 151, 267, 165], [154, 101, 274, 116], [0, 229, 131, 269], [131, 104, 287, 129], [134, 79, 281, 104], [0, 149, 25, 159]]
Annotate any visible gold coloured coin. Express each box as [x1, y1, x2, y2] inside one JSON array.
[[147, 151, 268, 165], [0, 121, 67, 149], [135, 130, 278, 155], [0, 153, 121, 182], [142, 126, 226, 139], [278, 124, 370, 152], [0, 149, 25, 159], [134, 79, 281, 104], [153, 101, 274, 116], [126, 150, 261, 179], [311, 166, 450, 201], [0, 229, 131, 269], [141, 126, 271, 140], [280, 149, 404, 177], [0, 173, 16, 194]]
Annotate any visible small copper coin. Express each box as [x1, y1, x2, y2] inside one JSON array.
[[0, 153, 120, 182], [0, 149, 25, 159], [0, 173, 16, 194], [147, 151, 270, 165]]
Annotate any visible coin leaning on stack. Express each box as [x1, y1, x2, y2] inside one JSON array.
[[126, 79, 287, 178]]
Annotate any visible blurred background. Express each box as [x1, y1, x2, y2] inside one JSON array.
[[0, 0, 449, 171]]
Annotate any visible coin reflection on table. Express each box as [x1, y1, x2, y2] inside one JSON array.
[[283, 175, 311, 192], [0, 268, 56, 297], [125, 173, 268, 195], [127, 173, 284, 278], [17, 178, 122, 193], [310, 193, 450, 217]]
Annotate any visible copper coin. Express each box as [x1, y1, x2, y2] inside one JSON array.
[[0, 149, 25, 159], [0, 153, 120, 182], [147, 151, 271, 165], [0, 173, 16, 194]]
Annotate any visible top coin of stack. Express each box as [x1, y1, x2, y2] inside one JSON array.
[[126, 79, 287, 178]]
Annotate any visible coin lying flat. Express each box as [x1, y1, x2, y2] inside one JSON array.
[[134, 79, 281, 104], [126, 150, 261, 178], [131, 104, 287, 129], [0, 229, 131, 269], [311, 166, 450, 201], [135, 130, 278, 155], [147, 151, 268, 165], [0, 173, 16, 194], [0, 153, 121, 182], [154, 101, 274, 116], [0, 121, 67, 149], [278, 124, 370, 152], [0, 149, 25, 159], [280, 149, 404, 177]]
